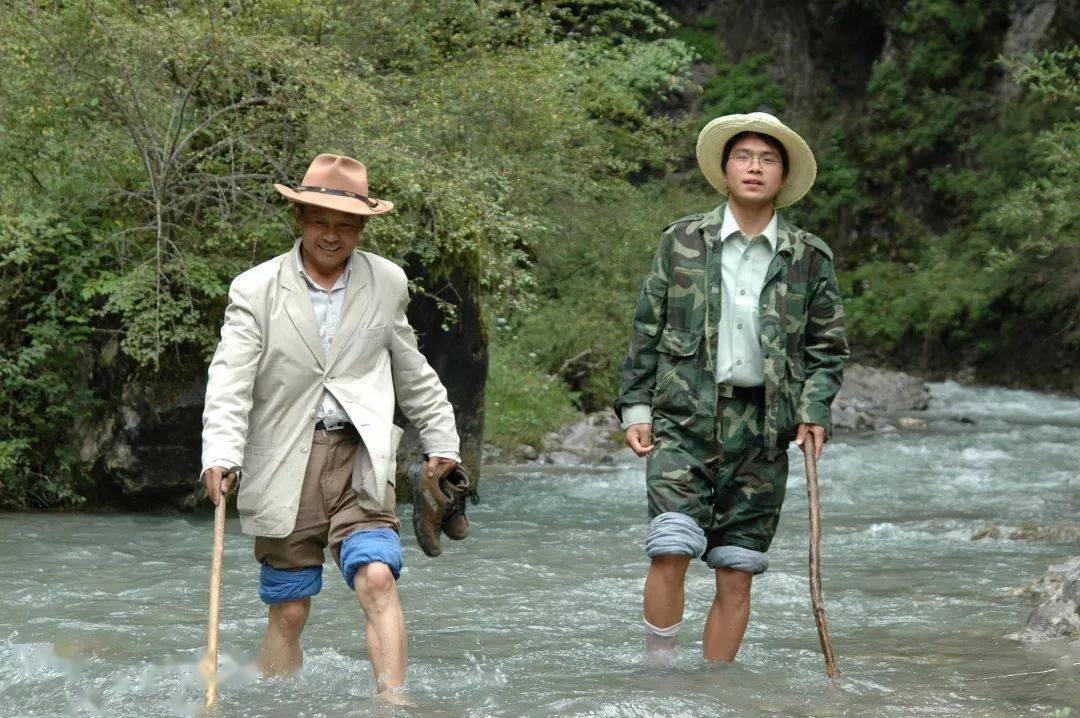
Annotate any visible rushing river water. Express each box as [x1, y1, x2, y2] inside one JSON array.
[[2, 381, 1079, 717]]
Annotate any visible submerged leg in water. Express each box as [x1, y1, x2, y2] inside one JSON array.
[[258, 597, 311, 676], [702, 567, 752, 662], [353, 561, 407, 695], [644, 554, 692, 663]]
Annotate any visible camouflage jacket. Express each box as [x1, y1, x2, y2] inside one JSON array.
[[615, 203, 849, 459]]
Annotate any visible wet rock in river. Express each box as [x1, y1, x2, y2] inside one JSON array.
[[831, 362, 929, 433], [543, 450, 587, 467], [834, 363, 930, 414], [1016, 557, 1080, 642], [513, 444, 539, 461], [973, 524, 1080, 542]]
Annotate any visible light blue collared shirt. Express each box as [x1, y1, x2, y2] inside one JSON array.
[[296, 245, 353, 428]]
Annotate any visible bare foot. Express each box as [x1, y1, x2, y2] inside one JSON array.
[[375, 686, 417, 707]]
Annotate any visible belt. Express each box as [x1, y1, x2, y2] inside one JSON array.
[[716, 383, 765, 400], [315, 419, 355, 431]]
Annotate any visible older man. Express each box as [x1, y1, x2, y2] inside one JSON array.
[[200, 154, 460, 697], [615, 113, 848, 663]]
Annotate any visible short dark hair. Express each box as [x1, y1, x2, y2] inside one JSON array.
[[721, 131, 789, 177]]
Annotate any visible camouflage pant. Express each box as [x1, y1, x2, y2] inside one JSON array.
[[646, 386, 789, 556]]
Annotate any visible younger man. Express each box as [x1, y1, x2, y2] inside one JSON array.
[[615, 113, 848, 662]]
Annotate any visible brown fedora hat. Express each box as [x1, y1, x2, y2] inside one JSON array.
[[275, 154, 394, 216]]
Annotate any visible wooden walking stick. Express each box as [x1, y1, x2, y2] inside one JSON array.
[[200, 468, 239, 710], [804, 435, 840, 679]]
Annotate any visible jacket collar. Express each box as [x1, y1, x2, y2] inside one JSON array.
[[278, 239, 372, 369], [702, 202, 794, 255], [719, 203, 778, 253]]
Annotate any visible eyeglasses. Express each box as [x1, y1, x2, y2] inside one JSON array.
[[728, 152, 781, 169]]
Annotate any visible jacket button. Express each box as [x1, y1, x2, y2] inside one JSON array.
[[301, 446, 308, 454], [309, 410, 316, 418]]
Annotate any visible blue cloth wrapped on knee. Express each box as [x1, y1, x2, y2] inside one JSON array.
[[258, 564, 322, 605], [705, 545, 769, 575], [340, 527, 403, 588], [645, 512, 707, 558]]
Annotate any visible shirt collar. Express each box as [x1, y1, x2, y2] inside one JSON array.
[[294, 239, 351, 291], [720, 204, 778, 253]]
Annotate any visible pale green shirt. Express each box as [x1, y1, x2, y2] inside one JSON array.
[[621, 206, 778, 429], [715, 205, 778, 386]]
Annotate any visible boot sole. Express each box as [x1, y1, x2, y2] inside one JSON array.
[[408, 458, 442, 557]]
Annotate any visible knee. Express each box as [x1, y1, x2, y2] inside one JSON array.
[[650, 554, 692, 581], [715, 567, 752, 602], [354, 562, 395, 605], [270, 598, 310, 636]]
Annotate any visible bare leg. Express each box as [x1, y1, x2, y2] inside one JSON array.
[[354, 562, 407, 695], [703, 567, 752, 661], [644, 555, 692, 628], [257, 598, 311, 676]]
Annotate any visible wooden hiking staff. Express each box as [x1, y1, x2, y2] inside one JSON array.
[[200, 468, 239, 710], [803, 435, 840, 679]]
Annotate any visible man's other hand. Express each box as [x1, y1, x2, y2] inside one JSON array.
[[625, 423, 654, 457], [203, 466, 237, 506], [425, 456, 457, 481], [795, 423, 827, 462]]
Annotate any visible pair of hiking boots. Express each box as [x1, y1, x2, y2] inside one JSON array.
[[408, 457, 478, 557]]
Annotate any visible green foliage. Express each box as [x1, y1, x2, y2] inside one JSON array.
[[698, 53, 786, 121], [0, 0, 695, 505], [0, 211, 101, 508], [2, 0, 1076, 507], [840, 44, 1079, 364], [503, 182, 713, 410], [846, 0, 1012, 259], [547, 0, 677, 40], [483, 346, 579, 451], [675, 24, 785, 120]]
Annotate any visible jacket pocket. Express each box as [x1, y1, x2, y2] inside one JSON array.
[[653, 327, 703, 416], [657, 326, 703, 357], [666, 266, 706, 331], [236, 443, 279, 515], [776, 354, 804, 442], [784, 290, 807, 358], [786, 353, 805, 381]]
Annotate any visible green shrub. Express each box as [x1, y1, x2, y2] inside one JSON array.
[[483, 346, 579, 451]]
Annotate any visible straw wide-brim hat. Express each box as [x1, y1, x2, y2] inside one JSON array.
[[696, 112, 817, 208], [275, 153, 394, 216]]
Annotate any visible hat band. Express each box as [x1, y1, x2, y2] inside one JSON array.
[[293, 184, 378, 208]]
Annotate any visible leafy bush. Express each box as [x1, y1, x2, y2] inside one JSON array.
[[483, 346, 579, 451]]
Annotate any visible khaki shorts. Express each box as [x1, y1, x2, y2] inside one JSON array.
[[254, 425, 399, 570]]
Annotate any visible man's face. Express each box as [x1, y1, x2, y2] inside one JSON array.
[[723, 134, 785, 206], [294, 205, 366, 275]]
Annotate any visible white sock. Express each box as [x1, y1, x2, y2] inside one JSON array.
[[644, 618, 680, 665]]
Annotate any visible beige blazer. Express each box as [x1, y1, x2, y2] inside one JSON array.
[[200, 243, 460, 537]]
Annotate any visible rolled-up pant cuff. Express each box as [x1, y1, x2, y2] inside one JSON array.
[[645, 512, 707, 558], [340, 527, 403, 588], [705, 545, 769, 574], [258, 564, 323, 605]]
